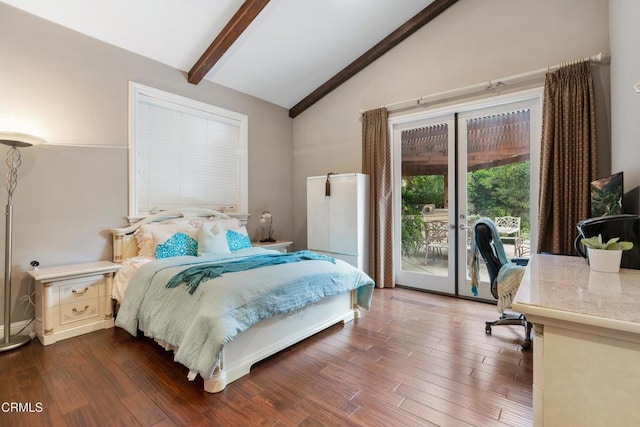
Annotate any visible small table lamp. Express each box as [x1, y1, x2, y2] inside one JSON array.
[[0, 131, 45, 352], [259, 211, 275, 243]]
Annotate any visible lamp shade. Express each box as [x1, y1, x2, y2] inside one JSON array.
[[0, 131, 46, 148], [260, 211, 272, 222]]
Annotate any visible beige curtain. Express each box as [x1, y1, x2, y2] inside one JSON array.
[[362, 107, 394, 288], [538, 61, 598, 255]]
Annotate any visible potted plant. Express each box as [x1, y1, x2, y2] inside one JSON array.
[[581, 234, 634, 273]]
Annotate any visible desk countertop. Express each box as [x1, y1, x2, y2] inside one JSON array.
[[512, 254, 640, 335]]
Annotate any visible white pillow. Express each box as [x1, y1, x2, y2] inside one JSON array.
[[133, 217, 237, 258], [133, 219, 195, 258], [198, 222, 231, 256]]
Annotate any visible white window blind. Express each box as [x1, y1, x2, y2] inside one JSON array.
[[129, 83, 248, 218]]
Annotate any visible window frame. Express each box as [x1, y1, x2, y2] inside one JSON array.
[[128, 82, 248, 219]]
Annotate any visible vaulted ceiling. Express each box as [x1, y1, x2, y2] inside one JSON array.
[[2, 0, 457, 117]]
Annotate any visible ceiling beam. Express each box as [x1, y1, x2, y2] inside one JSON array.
[[288, 0, 458, 118], [188, 0, 270, 85]]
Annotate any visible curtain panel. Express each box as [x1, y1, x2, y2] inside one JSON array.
[[538, 61, 598, 255], [362, 108, 394, 288]]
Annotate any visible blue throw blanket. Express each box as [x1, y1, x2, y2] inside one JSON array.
[[167, 250, 335, 294]]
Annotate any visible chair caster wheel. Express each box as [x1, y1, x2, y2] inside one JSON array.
[[485, 325, 492, 334]]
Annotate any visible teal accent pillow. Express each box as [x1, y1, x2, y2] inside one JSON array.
[[154, 232, 198, 259], [226, 229, 252, 251]]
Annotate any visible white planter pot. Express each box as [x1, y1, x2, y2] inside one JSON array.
[[587, 248, 623, 273]]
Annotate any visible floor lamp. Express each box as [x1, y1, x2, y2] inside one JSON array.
[[0, 131, 44, 352]]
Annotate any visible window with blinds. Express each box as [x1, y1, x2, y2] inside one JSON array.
[[128, 82, 248, 218]]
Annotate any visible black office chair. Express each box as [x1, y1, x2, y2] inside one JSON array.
[[473, 220, 532, 349]]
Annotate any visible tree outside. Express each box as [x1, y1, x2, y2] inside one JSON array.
[[467, 161, 530, 232], [402, 175, 445, 213], [401, 161, 531, 256]]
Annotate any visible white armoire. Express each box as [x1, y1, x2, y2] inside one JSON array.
[[306, 173, 369, 273]]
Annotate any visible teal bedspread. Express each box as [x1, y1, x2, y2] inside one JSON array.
[[115, 247, 374, 380], [166, 250, 336, 294]]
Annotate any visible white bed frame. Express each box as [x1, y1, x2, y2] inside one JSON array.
[[110, 208, 361, 393]]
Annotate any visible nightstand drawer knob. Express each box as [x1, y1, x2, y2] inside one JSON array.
[[72, 287, 89, 296], [72, 305, 90, 315]]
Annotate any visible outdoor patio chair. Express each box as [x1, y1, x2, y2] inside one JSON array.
[[424, 220, 448, 265], [515, 232, 531, 257], [494, 216, 521, 244], [472, 219, 532, 349]]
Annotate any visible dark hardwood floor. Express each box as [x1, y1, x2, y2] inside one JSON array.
[[0, 288, 532, 426]]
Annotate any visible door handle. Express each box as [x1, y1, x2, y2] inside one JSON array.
[[459, 224, 471, 230]]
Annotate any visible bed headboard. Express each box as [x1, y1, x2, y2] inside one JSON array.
[[109, 208, 248, 263]]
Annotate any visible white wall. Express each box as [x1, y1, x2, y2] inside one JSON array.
[[610, 0, 640, 213], [292, 0, 611, 250], [0, 3, 293, 324]]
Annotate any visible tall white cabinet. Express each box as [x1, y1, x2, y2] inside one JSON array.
[[307, 173, 369, 273]]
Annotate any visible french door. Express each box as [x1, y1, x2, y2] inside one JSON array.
[[392, 90, 541, 299]]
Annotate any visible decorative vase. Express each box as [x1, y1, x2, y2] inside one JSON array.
[[587, 248, 623, 273]]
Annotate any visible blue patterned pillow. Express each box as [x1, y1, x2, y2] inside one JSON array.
[[226, 229, 252, 251], [154, 232, 198, 259]]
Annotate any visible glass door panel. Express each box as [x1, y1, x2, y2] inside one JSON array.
[[457, 100, 539, 300], [394, 114, 456, 294]]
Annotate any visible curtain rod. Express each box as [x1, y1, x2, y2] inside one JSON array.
[[362, 52, 610, 115]]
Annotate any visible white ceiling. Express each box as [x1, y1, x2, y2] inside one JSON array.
[[2, 0, 435, 109]]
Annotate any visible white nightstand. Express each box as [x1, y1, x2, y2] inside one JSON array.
[[28, 261, 121, 345], [251, 240, 293, 253]]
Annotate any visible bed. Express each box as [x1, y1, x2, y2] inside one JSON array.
[[109, 208, 374, 393]]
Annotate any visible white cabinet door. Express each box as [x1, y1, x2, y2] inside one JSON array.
[[307, 174, 362, 255], [307, 173, 369, 272], [327, 174, 358, 256], [306, 176, 331, 252]]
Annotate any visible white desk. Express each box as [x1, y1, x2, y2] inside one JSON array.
[[512, 254, 640, 426]]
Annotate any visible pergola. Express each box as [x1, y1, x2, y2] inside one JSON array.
[[401, 109, 531, 177]]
